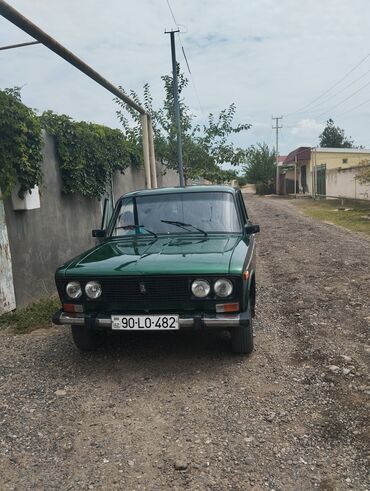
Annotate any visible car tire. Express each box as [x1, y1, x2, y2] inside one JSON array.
[[71, 326, 106, 352], [230, 308, 254, 355]]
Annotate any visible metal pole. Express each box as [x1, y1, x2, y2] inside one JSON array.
[[0, 0, 145, 114], [314, 147, 317, 198], [294, 156, 297, 197], [141, 114, 152, 189], [272, 116, 283, 195], [0, 0, 157, 188], [147, 116, 158, 188], [0, 40, 40, 50], [166, 29, 185, 187]]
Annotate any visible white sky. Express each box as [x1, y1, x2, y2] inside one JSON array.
[[1, 0, 369, 160]]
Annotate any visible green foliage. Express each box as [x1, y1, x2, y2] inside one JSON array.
[[115, 67, 251, 182], [319, 119, 354, 148], [40, 111, 140, 198], [0, 88, 43, 198], [242, 142, 276, 193], [255, 182, 274, 195], [0, 297, 60, 333], [236, 175, 248, 186]]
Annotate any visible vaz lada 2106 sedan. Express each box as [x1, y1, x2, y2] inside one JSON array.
[[53, 185, 260, 354]]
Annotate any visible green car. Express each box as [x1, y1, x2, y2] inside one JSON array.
[[53, 185, 260, 354]]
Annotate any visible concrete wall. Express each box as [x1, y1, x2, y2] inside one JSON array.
[[326, 167, 370, 200], [4, 133, 179, 309]]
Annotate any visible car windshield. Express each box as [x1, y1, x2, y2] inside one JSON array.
[[111, 191, 241, 237]]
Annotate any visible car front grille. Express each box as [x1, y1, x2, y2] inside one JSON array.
[[56, 275, 240, 306], [99, 276, 190, 303]]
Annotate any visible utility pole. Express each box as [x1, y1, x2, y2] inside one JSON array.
[[0, 0, 157, 189], [165, 29, 185, 187], [272, 116, 283, 195]]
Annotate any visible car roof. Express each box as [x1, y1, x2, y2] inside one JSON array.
[[121, 184, 238, 199]]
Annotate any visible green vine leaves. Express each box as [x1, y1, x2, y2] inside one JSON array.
[[0, 88, 43, 199], [0, 87, 141, 201]]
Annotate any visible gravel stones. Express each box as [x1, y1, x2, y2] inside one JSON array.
[[1, 195, 369, 490]]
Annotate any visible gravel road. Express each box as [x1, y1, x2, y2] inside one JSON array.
[[1, 195, 369, 491]]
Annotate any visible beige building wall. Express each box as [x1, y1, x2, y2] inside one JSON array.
[[326, 167, 370, 200], [315, 150, 370, 170], [293, 149, 370, 197]]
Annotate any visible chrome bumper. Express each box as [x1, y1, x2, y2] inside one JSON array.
[[53, 311, 245, 329]]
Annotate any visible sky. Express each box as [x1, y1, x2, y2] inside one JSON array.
[[1, 0, 370, 162]]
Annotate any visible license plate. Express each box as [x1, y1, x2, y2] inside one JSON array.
[[111, 315, 179, 330]]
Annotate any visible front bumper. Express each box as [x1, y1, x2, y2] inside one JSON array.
[[52, 310, 248, 329]]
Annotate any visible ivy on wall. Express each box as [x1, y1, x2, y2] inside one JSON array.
[[0, 88, 141, 200], [40, 111, 141, 199], [0, 88, 43, 198]]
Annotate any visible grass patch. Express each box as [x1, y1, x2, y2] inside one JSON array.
[[292, 197, 370, 235], [0, 297, 61, 333]]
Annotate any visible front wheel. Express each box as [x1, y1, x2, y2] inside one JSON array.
[[71, 326, 107, 352], [230, 309, 254, 355]]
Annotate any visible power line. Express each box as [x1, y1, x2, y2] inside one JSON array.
[[336, 97, 370, 116], [315, 80, 370, 118], [164, 0, 205, 117], [165, 0, 177, 25], [284, 53, 370, 117], [299, 68, 370, 115]]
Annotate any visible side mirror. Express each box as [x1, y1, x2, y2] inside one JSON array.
[[92, 229, 106, 238], [245, 224, 260, 235]]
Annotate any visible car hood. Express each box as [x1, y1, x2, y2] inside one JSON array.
[[60, 235, 243, 277]]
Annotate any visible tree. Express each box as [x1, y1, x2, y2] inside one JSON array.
[[242, 142, 276, 194], [115, 67, 251, 182], [319, 119, 354, 148]]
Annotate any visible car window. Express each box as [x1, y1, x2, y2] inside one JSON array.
[[112, 192, 241, 235]]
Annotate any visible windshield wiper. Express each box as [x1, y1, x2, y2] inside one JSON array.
[[114, 224, 157, 238], [161, 220, 208, 237]]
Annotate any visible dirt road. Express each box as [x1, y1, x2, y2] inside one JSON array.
[[1, 196, 369, 491]]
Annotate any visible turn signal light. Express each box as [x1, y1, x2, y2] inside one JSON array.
[[216, 302, 239, 313], [63, 304, 84, 313], [243, 271, 250, 280]]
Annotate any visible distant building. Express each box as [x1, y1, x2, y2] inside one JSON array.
[[283, 147, 370, 200]]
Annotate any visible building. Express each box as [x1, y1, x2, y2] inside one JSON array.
[[283, 147, 370, 200]]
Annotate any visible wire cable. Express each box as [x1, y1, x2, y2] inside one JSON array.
[[284, 53, 370, 117], [315, 80, 370, 118], [336, 97, 370, 116], [298, 68, 370, 116], [165, 0, 205, 117]]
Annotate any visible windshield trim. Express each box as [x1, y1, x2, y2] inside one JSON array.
[[106, 190, 242, 238]]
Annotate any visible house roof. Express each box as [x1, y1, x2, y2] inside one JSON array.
[[284, 147, 311, 164], [277, 156, 287, 166]]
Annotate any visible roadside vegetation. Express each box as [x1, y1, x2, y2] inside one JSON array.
[[115, 67, 250, 183], [0, 297, 60, 333], [292, 197, 370, 235]]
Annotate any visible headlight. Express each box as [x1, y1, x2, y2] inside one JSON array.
[[191, 279, 210, 298], [85, 281, 102, 299], [66, 281, 82, 299], [214, 278, 233, 298]]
